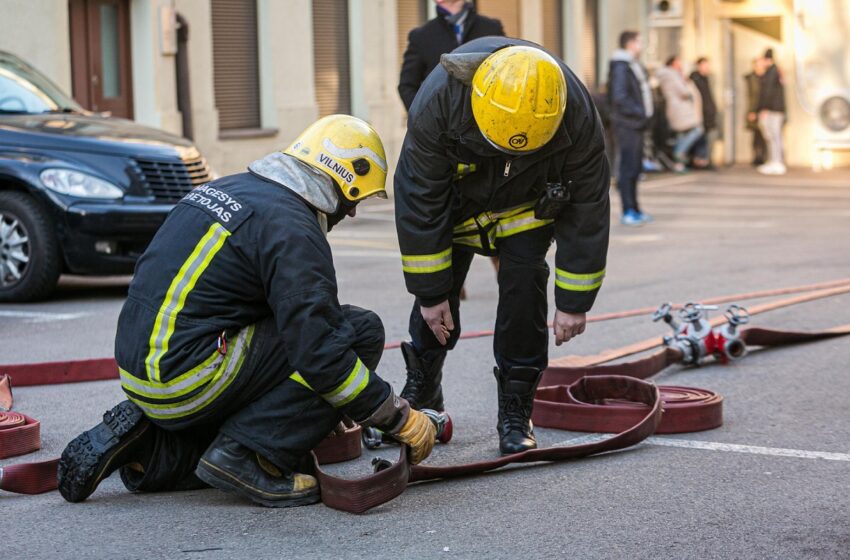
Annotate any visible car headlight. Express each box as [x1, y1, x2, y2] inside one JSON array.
[[820, 96, 850, 133], [40, 169, 124, 199]]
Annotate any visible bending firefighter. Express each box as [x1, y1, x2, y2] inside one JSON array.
[[395, 38, 610, 454], [57, 116, 435, 507]]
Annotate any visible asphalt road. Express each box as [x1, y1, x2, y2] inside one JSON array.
[[2, 168, 850, 559]]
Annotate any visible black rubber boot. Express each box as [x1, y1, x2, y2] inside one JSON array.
[[58, 400, 152, 502], [400, 341, 446, 411], [494, 366, 543, 455], [195, 434, 320, 508]]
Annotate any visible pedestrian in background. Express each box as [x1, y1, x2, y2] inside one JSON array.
[[398, 0, 505, 295], [656, 55, 706, 173], [398, 0, 504, 111], [608, 30, 654, 226], [690, 57, 717, 169], [756, 49, 787, 175], [745, 57, 768, 166]]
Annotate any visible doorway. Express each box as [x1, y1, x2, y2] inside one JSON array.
[[723, 17, 782, 165], [69, 0, 134, 118]]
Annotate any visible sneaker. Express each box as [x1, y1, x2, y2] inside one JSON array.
[[758, 162, 786, 175], [636, 211, 654, 223], [620, 209, 644, 227], [672, 162, 688, 173]]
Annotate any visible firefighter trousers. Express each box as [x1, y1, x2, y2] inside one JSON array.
[[408, 223, 554, 374], [119, 305, 385, 492]]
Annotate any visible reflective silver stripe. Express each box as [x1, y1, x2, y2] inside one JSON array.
[[145, 224, 230, 381], [401, 256, 450, 269], [322, 138, 387, 171], [130, 327, 251, 417], [323, 359, 370, 407], [401, 248, 452, 273], [120, 354, 224, 397], [555, 268, 606, 292], [497, 215, 551, 236]]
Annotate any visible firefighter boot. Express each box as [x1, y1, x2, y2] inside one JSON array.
[[495, 366, 543, 455], [58, 400, 153, 502], [400, 341, 446, 411], [195, 433, 320, 508]]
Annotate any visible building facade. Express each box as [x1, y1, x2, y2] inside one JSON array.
[[1, 0, 847, 179]]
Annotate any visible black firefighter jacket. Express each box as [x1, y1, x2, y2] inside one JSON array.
[[398, 7, 504, 111], [608, 58, 650, 130], [115, 172, 389, 423], [394, 36, 611, 314]]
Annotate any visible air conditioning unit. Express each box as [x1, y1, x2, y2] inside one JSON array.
[[649, 0, 683, 27], [814, 91, 850, 148], [813, 90, 850, 169]]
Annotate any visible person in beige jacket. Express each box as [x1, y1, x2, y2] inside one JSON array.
[[656, 55, 707, 171]]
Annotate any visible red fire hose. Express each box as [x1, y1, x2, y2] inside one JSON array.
[[2, 278, 850, 512]]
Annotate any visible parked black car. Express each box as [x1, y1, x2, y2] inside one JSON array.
[[0, 50, 213, 302]]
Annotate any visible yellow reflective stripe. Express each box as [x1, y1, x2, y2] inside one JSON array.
[[401, 247, 452, 274], [322, 359, 370, 407], [288, 360, 370, 408], [290, 372, 312, 390], [128, 326, 254, 420], [555, 267, 606, 292], [453, 233, 485, 248], [145, 223, 231, 382], [496, 210, 553, 238], [120, 351, 222, 399]]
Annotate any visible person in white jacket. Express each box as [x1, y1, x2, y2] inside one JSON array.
[[656, 55, 707, 172]]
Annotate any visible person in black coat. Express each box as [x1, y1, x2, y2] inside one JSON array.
[[755, 49, 787, 174], [690, 57, 717, 168], [398, 1, 504, 111], [608, 30, 654, 225]]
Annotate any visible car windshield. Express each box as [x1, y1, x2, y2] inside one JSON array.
[[0, 52, 82, 114]]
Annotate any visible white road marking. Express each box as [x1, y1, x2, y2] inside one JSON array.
[[329, 238, 398, 250], [0, 310, 90, 323], [331, 249, 400, 258], [611, 234, 663, 244], [552, 434, 850, 462], [649, 185, 850, 200], [647, 437, 850, 461]]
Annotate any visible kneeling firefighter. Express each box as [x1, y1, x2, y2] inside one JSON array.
[[395, 37, 610, 454], [58, 115, 436, 507]]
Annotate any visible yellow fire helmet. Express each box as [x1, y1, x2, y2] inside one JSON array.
[[471, 46, 567, 154], [284, 114, 388, 202]]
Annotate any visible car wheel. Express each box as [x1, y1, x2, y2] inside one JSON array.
[[0, 191, 61, 302]]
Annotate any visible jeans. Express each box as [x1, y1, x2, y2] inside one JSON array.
[[613, 125, 644, 214], [759, 111, 785, 164], [673, 126, 705, 161]]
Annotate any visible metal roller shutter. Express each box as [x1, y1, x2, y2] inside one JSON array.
[[397, 0, 427, 70], [542, 0, 563, 58], [211, 0, 261, 131], [313, 0, 351, 116], [476, 0, 520, 38]]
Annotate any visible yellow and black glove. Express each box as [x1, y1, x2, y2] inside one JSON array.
[[393, 409, 436, 465], [358, 390, 435, 464]]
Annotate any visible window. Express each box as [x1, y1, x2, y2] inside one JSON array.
[[312, 0, 351, 116], [211, 0, 261, 131]]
